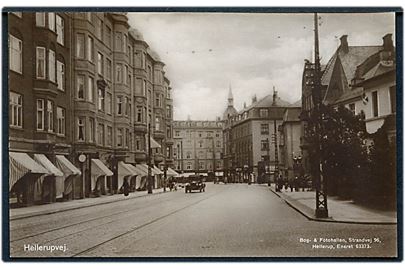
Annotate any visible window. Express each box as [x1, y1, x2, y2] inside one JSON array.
[[124, 35, 127, 53], [77, 75, 85, 99], [36, 47, 46, 79], [98, 88, 105, 111], [147, 65, 152, 80], [198, 141, 203, 148], [9, 35, 22, 74], [116, 32, 123, 51], [187, 163, 191, 170], [87, 36, 94, 62], [9, 92, 22, 128], [348, 103, 355, 114], [57, 61, 65, 91], [56, 107, 65, 135], [155, 117, 160, 131], [137, 107, 142, 122], [36, 13, 45, 27], [142, 52, 146, 69], [78, 118, 85, 141], [372, 91, 379, 117], [216, 133, 220, 138], [106, 59, 112, 80], [124, 97, 130, 116], [56, 15, 64, 45], [88, 77, 94, 102], [117, 96, 123, 115], [106, 92, 112, 114], [125, 129, 129, 147], [389, 85, 396, 113], [116, 64, 122, 83], [89, 118, 95, 142], [47, 100, 54, 132], [142, 80, 147, 96], [36, 99, 44, 130], [261, 139, 269, 151], [76, 33, 85, 58], [95, 18, 102, 40], [117, 128, 123, 147], [167, 127, 171, 138], [259, 109, 268, 118], [216, 141, 221, 148], [166, 105, 171, 118], [98, 123, 104, 145], [261, 123, 269, 135], [48, 49, 55, 82], [106, 26, 112, 48], [186, 152, 191, 159], [48, 13, 55, 32], [136, 139, 141, 151], [155, 94, 160, 107], [97, 52, 103, 75], [175, 130, 180, 137], [107, 126, 112, 146], [124, 65, 128, 84]]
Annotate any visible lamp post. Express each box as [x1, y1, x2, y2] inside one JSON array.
[[147, 123, 153, 194], [313, 13, 328, 218]]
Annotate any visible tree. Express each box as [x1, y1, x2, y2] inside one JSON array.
[[304, 104, 369, 199]]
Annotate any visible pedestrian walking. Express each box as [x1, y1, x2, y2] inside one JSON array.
[[123, 178, 130, 196]]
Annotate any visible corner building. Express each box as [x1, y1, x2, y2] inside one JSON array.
[[8, 12, 174, 206]]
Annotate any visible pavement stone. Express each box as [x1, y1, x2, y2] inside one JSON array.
[[269, 185, 397, 224], [9, 188, 167, 221]]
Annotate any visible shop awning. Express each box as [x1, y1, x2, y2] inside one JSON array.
[[166, 167, 179, 177], [137, 163, 153, 176], [215, 171, 224, 176], [9, 152, 49, 191], [153, 165, 163, 175], [91, 159, 113, 177], [118, 161, 135, 177], [55, 155, 81, 176], [145, 135, 161, 149], [127, 164, 147, 177], [34, 154, 64, 177]]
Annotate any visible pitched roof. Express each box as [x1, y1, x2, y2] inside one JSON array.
[[222, 106, 238, 120], [321, 46, 382, 86], [253, 94, 291, 108], [334, 87, 363, 104], [362, 62, 395, 81]]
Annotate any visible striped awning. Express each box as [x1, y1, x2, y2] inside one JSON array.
[[34, 154, 64, 177], [91, 159, 113, 177], [9, 152, 49, 191], [127, 164, 147, 177], [145, 135, 161, 149], [55, 155, 81, 177], [137, 163, 153, 176], [153, 165, 163, 175], [166, 168, 179, 177], [118, 161, 135, 177]]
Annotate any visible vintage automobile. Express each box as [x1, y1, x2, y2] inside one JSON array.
[[185, 180, 206, 193]]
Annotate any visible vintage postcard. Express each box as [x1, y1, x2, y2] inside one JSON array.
[[3, 8, 401, 261]]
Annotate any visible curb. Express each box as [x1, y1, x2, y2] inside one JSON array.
[[10, 189, 168, 221], [269, 187, 397, 225]]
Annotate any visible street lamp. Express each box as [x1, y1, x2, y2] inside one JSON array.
[[313, 13, 328, 218], [147, 123, 153, 194]]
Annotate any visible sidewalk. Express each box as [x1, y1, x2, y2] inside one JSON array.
[[9, 188, 167, 221], [269, 185, 397, 224]]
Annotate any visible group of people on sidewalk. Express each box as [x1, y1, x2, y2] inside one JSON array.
[[275, 174, 313, 192]]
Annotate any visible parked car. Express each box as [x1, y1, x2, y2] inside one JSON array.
[[185, 180, 206, 193]]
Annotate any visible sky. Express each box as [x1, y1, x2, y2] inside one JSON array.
[[128, 12, 395, 121]]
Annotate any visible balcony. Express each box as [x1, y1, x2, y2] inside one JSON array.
[[154, 153, 165, 164], [153, 130, 165, 139], [134, 151, 147, 163]]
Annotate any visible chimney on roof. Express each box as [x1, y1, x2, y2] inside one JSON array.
[[252, 94, 257, 104], [243, 102, 247, 109], [340, 35, 349, 53], [272, 86, 278, 105], [383, 33, 394, 51]]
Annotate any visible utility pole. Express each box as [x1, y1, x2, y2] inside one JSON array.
[[147, 123, 153, 194], [313, 12, 328, 218], [273, 119, 279, 178]]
